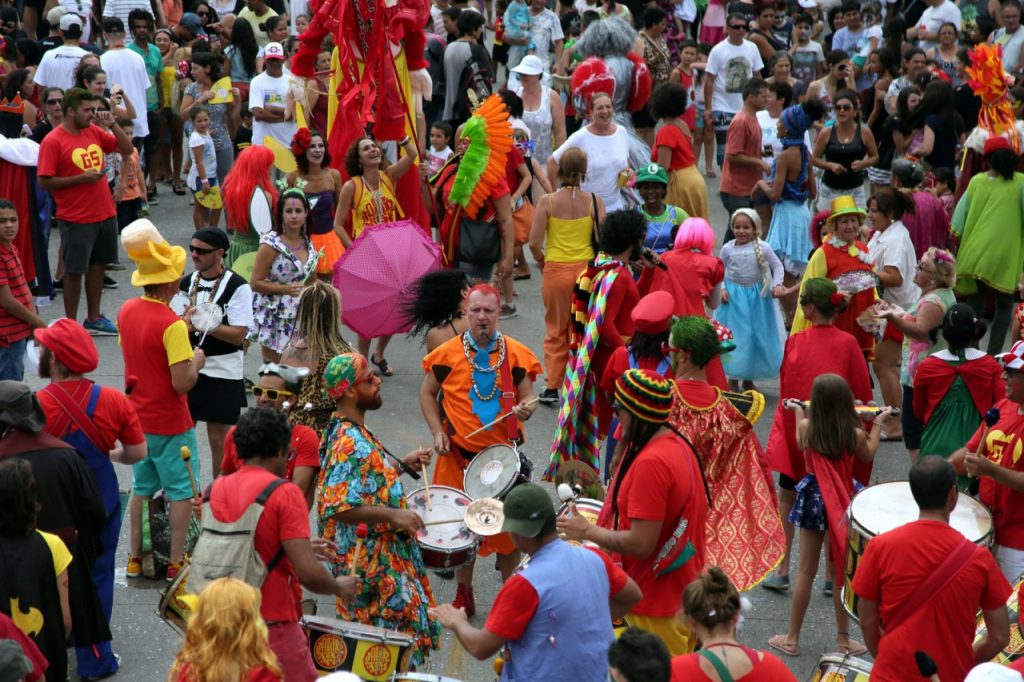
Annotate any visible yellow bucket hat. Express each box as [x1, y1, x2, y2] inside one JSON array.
[[825, 195, 867, 227], [120, 218, 187, 287]]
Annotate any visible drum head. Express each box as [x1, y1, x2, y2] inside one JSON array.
[[169, 292, 190, 317], [464, 445, 520, 499], [814, 653, 872, 679], [850, 481, 993, 543], [302, 615, 414, 646], [191, 302, 223, 333], [407, 486, 477, 551], [558, 497, 603, 525]]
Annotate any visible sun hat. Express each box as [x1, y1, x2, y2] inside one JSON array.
[[121, 219, 187, 287], [511, 55, 546, 77]]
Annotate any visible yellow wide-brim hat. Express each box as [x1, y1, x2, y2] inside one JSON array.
[[120, 218, 187, 287], [825, 195, 867, 226]]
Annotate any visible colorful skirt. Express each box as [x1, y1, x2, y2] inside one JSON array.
[[667, 166, 709, 219], [765, 198, 813, 277], [716, 280, 784, 380], [311, 230, 345, 275]]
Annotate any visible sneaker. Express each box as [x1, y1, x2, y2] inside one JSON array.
[[125, 556, 142, 578], [84, 315, 118, 336], [106, 262, 127, 271], [452, 583, 475, 617], [823, 580, 833, 597], [761, 573, 790, 592], [80, 653, 121, 681], [538, 388, 559, 405], [166, 560, 185, 583], [52, 278, 63, 292], [432, 569, 455, 580], [103, 275, 118, 289], [499, 303, 518, 320]]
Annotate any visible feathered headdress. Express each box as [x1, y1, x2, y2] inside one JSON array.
[[965, 42, 1019, 150], [448, 94, 513, 218]]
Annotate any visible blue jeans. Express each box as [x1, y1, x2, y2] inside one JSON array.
[[712, 110, 735, 168], [0, 338, 27, 381]]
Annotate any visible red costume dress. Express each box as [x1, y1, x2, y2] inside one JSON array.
[[669, 380, 784, 591]]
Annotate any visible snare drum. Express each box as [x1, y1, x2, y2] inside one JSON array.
[[843, 481, 993, 620], [463, 444, 531, 500], [557, 497, 603, 525], [407, 486, 478, 570], [390, 675, 464, 681], [157, 563, 198, 636], [303, 615, 414, 680], [808, 653, 872, 681], [975, 573, 1024, 664]]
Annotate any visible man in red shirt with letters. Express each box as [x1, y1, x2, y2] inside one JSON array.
[[853, 456, 1010, 682]]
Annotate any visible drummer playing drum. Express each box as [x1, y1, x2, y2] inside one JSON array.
[[419, 284, 542, 617], [319, 353, 441, 667]]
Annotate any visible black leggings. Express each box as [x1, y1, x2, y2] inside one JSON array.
[[966, 286, 1015, 355]]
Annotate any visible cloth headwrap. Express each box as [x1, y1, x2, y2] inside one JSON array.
[[614, 369, 673, 424], [323, 353, 366, 398], [780, 104, 813, 147]]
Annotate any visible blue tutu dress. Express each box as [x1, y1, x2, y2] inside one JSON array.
[[765, 146, 814, 277], [715, 239, 786, 380]]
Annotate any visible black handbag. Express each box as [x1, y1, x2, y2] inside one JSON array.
[[457, 217, 501, 265]]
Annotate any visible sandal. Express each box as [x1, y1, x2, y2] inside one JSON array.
[[172, 179, 187, 195], [372, 355, 394, 377], [837, 635, 867, 656], [706, 168, 717, 178], [767, 634, 799, 657]]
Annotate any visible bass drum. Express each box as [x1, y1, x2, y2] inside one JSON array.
[[808, 653, 872, 681], [842, 481, 992, 620], [157, 563, 198, 636], [303, 615, 414, 681], [975, 574, 1024, 664]]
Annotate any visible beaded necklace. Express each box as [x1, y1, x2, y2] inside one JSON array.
[[462, 331, 506, 401], [188, 266, 226, 308]]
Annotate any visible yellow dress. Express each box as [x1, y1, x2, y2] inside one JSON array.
[[350, 174, 405, 238]]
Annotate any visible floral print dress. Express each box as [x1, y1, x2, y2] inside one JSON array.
[[317, 416, 440, 665], [248, 231, 312, 353]]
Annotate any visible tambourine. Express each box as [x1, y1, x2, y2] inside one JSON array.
[[191, 302, 223, 345], [169, 292, 190, 317]]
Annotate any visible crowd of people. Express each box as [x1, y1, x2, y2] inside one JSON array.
[[7, 0, 1024, 679]]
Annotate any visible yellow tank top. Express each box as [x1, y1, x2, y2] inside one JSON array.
[[351, 174, 404, 237], [545, 195, 596, 262]]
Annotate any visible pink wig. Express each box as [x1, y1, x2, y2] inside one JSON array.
[[222, 146, 278, 233], [673, 217, 715, 255]]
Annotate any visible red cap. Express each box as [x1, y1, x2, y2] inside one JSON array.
[[984, 134, 1013, 157], [33, 319, 99, 374], [631, 291, 674, 334]]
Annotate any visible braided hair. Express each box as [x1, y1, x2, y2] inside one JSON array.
[[292, 281, 353, 366]]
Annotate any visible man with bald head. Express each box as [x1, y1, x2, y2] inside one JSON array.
[[853, 456, 1010, 681], [420, 283, 541, 615]]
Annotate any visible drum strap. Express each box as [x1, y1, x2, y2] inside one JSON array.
[[883, 538, 978, 632], [498, 348, 518, 442]]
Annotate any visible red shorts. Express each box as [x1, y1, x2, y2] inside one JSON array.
[[882, 322, 904, 345]]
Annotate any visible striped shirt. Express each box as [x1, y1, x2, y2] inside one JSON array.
[[0, 243, 34, 346]]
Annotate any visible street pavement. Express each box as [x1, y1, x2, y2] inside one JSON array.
[[41, 173, 917, 682]]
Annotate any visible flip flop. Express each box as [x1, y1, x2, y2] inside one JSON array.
[[838, 639, 868, 656], [706, 169, 717, 178], [879, 431, 903, 442], [372, 355, 394, 377], [768, 635, 799, 657]]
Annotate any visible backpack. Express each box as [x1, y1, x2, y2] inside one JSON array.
[[187, 477, 288, 595], [456, 42, 494, 120]]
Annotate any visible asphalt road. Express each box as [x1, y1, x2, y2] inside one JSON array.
[[40, 171, 919, 682]]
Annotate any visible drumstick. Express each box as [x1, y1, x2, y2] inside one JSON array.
[[464, 397, 541, 440], [422, 517, 465, 526], [180, 446, 200, 499], [350, 523, 368, 577], [422, 447, 432, 512], [966, 408, 1001, 477]]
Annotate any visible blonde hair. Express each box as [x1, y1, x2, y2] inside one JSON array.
[[293, 281, 354, 365], [558, 148, 588, 188], [168, 578, 282, 682], [731, 208, 772, 296], [921, 247, 957, 289]]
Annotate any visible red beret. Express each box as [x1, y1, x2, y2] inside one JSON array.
[[34, 319, 99, 374], [984, 135, 1013, 157], [632, 291, 674, 334]]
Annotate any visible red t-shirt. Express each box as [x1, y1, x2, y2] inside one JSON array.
[[670, 650, 798, 681], [484, 544, 629, 640], [720, 110, 763, 196], [38, 380, 146, 452], [851, 520, 1011, 682], [206, 465, 311, 623], [599, 432, 707, 617], [0, 243, 34, 346], [968, 398, 1024, 549], [175, 663, 281, 681], [221, 423, 320, 480], [675, 67, 697, 131], [37, 123, 118, 223], [0, 611, 47, 681], [652, 122, 696, 170], [504, 145, 526, 196]]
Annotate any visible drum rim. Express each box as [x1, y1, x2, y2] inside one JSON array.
[[850, 480, 993, 539], [815, 652, 874, 671], [302, 615, 415, 645], [406, 485, 478, 551]]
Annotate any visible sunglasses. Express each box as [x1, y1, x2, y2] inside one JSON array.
[[190, 245, 217, 254], [252, 386, 295, 400], [46, 98, 62, 105], [353, 372, 376, 387], [729, 23, 747, 29], [834, 103, 854, 111]]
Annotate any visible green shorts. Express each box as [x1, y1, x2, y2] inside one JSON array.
[[132, 430, 200, 501]]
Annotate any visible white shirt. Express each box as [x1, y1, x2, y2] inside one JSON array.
[[551, 125, 630, 211], [249, 71, 298, 147], [430, 4, 447, 36], [528, 8, 564, 65], [34, 45, 89, 90], [101, 47, 151, 137], [867, 220, 921, 310], [994, 26, 1024, 72], [289, 0, 309, 34], [185, 271, 254, 380], [916, 0, 962, 52], [705, 39, 763, 114], [187, 130, 217, 185]]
